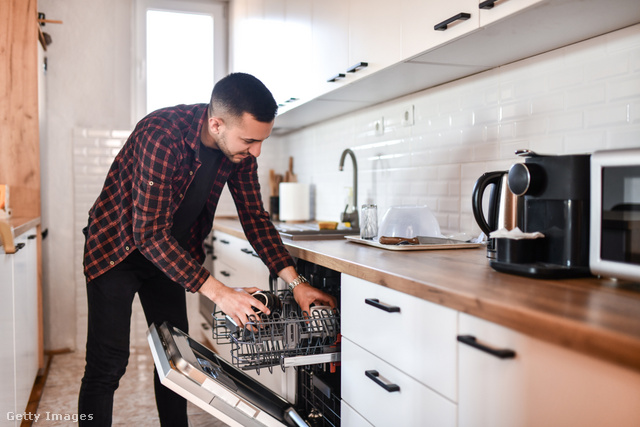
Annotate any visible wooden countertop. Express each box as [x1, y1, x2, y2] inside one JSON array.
[[0, 217, 41, 251], [213, 218, 640, 372]]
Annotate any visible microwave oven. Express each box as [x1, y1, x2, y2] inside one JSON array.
[[590, 148, 640, 282]]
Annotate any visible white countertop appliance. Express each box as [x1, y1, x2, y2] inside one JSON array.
[[589, 148, 640, 282]]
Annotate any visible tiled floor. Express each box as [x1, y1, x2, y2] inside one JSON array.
[[35, 346, 227, 426]]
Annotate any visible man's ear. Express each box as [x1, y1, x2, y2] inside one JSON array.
[[209, 116, 224, 134]]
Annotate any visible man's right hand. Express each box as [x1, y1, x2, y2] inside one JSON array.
[[197, 275, 269, 328]]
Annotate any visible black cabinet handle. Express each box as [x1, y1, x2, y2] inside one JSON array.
[[346, 62, 368, 73], [479, 0, 498, 9], [365, 370, 400, 392], [241, 248, 253, 254], [457, 335, 516, 359], [434, 12, 471, 31], [201, 322, 211, 331], [28, 234, 37, 239], [220, 271, 231, 277], [365, 298, 400, 313], [327, 73, 346, 82], [220, 239, 230, 245]]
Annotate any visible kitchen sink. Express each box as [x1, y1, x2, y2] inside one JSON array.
[[275, 223, 359, 240]]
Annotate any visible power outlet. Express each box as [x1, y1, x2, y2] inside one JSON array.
[[401, 104, 414, 127], [374, 117, 384, 136]]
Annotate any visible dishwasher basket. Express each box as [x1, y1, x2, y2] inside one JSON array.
[[213, 289, 341, 375]]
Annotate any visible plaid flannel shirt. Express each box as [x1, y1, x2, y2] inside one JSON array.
[[83, 104, 294, 292]]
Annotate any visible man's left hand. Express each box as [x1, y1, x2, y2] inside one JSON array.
[[292, 281, 337, 315]]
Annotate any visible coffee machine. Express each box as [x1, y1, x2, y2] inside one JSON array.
[[487, 150, 592, 278]]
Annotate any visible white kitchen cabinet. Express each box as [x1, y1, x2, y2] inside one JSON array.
[[341, 274, 458, 402], [212, 230, 270, 288], [340, 401, 374, 427], [1, 245, 17, 427], [458, 313, 640, 427], [230, 0, 313, 109], [0, 228, 39, 427], [402, 0, 480, 60], [341, 274, 458, 425], [310, 0, 350, 97], [348, 0, 403, 78], [273, 0, 640, 132], [13, 232, 39, 421], [342, 337, 457, 427]]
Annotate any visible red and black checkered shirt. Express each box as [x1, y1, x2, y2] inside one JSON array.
[[83, 104, 294, 292]]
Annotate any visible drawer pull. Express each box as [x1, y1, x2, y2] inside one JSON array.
[[457, 335, 516, 359], [365, 298, 400, 313], [434, 12, 471, 31], [365, 370, 400, 393], [220, 270, 231, 277], [327, 73, 346, 83], [220, 239, 230, 245], [479, 0, 498, 9], [241, 248, 253, 254], [346, 61, 368, 73]]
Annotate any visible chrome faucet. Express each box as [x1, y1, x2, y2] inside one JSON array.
[[339, 148, 359, 229]]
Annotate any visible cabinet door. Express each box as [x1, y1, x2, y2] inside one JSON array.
[[341, 274, 458, 402], [310, 0, 350, 97], [348, 0, 402, 78], [13, 230, 39, 416], [416, 0, 480, 54], [458, 313, 640, 427], [342, 337, 457, 427], [0, 248, 16, 427]]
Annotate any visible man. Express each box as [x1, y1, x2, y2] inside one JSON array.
[[78, 73, 335, 426]]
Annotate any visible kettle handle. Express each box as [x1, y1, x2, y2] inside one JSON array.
[[471, 171, 506, 236]]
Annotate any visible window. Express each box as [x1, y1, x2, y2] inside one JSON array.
[[133, 0, 227, 124]]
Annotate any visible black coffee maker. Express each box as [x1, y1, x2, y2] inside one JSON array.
[[489, 150, 592, 279]]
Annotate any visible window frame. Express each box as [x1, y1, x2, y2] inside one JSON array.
[[132, 0, 228, 126]]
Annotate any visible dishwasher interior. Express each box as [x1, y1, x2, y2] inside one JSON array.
[[151, 259, 342, 427]]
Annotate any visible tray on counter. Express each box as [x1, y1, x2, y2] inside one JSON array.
[[345, 235, 483, 251]]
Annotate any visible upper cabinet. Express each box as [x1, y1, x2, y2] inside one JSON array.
[[348, 0, 403, 77], [229, 0, 640, 133]]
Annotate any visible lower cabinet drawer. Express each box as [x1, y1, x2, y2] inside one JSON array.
[[342, 337, 457, 427], [341, 401, 374, 427], [341, 274, 458, 402]]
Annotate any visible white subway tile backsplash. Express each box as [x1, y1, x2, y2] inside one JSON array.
[[566, 83, 606, 108], [274, 25, 640, 236], [584, 103, 630, 128], [609, 75, 640, 101]]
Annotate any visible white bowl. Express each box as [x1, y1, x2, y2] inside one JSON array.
[[378, 205, 442, 238]]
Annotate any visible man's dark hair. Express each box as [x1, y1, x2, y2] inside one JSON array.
[[208, 73, 278, 123]]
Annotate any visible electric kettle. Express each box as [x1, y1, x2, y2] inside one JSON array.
[[471, 171, 522, 257]]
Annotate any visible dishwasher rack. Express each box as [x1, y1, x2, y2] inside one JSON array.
[[212, 289, 341, 374]]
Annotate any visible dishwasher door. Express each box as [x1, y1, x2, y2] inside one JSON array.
[[147, 322, 308, 427]]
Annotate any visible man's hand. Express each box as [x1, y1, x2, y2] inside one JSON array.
[[292, 282, 337, 315], [279, 266, 337, 314], [197, 275, 269, 328]]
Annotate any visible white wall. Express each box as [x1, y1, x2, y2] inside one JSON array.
[[39, 0, 133, 350], [276, 24, 640, 237]]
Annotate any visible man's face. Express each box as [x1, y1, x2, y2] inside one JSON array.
[[205, 112, 273, 163]]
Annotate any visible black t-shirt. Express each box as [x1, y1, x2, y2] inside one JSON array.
[[171, 144, 223, 247]]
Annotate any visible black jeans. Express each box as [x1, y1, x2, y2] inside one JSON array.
[[78, 250, 189, 426]]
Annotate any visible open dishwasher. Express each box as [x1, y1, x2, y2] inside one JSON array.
[[148, 260, 342, 427]]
